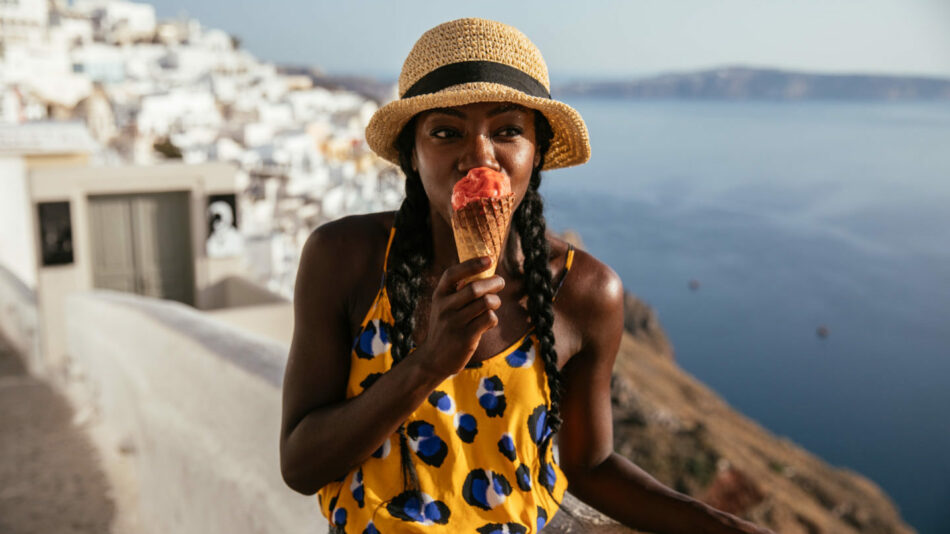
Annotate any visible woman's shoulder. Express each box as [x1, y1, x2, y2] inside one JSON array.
[[298, 211, 396, 304], [310, 210, 396, 237], [545, 233, 622, 299], [547, 234, 625, 344], [303, 211, 396, 263]]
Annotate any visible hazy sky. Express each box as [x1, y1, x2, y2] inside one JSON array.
[[141, 0, 950, 80]]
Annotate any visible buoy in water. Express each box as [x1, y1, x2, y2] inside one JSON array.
[[816, 325, 830, 339], [688, 279, 700, 291]]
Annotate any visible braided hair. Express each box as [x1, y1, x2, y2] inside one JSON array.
[[381, 110, 562, 507]]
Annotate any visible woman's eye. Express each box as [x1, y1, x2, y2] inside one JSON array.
[[431, 128, 459, 139], [497, 127, 523, 137]]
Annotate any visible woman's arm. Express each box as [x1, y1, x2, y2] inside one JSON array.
[[279, 221, 439, 494], [280, 220, 508, 495], [556, 252, 774, 534]]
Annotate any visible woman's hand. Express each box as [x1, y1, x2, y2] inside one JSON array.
[[413, 256, 504, 377]]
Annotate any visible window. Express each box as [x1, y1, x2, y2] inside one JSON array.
[[38, 201, 74, 266]]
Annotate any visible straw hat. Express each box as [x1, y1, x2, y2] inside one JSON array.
[[365, 18, 591, 171]]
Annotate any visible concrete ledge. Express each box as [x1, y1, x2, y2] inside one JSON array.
[[64, 290, 315, 534], [201, 275, 290, 311], [205, 301, 293, 347]]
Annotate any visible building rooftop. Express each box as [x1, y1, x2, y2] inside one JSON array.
[[0, 121, 100, 156]]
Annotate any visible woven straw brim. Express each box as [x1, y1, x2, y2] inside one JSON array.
[[365, 82, 591, 171]]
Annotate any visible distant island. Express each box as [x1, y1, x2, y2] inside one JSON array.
[[554, 65, 950, 100]]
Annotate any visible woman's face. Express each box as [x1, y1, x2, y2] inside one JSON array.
[[411, 101, 541, 225]]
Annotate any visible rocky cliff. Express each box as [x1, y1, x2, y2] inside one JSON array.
[[551, 232, 915, 534]]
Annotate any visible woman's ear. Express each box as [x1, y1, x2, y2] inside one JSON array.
[[411, 147, 419, 172], [533, 147, 541, 170]]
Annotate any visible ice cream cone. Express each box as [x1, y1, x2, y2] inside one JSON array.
[[451, 194, 515, 286]]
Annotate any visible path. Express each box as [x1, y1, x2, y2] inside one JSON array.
[[0, 333, 115, 533]]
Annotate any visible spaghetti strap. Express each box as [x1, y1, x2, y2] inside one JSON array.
[[381, 225, 397, 273], [378, 225, 397, 290], [552, 244, 575, 302]]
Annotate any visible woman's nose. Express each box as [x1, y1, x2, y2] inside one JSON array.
[[459, 132, 500, 172]]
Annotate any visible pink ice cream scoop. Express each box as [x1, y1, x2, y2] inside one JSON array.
[[451, 168, 512, 211]]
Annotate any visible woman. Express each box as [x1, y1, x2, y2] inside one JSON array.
[[280, 18, 775, 534]]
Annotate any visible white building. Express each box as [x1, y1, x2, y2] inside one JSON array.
[[286, 86, 370, 119], [0, 122, 100, 289], [0, 85, 23, 123], [0, 0, 404, 301], [70, 42, 126, 83], [137, 89, 223, 137], [0, 123, 267, 374], [48, 10, 95, 48], [73, 0, 156, 43], [0, 0, 48, 45]]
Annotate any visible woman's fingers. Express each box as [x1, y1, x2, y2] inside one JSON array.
[[454, 292, 502, 324], [441, 275, 505, 311], [419, 256, 505, 376], [466, 309, 499, 337], [435, 256, 493, 296]]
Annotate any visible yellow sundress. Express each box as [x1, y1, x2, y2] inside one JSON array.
[[317, 225, 575, 534]]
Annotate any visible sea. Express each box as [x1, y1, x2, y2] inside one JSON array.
[[540, 98, 950, 534]]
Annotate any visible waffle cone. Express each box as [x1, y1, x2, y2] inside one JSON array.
[[451, 194, 515, 285]]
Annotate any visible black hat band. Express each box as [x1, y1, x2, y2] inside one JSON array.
[[402, 61, 551, 100]]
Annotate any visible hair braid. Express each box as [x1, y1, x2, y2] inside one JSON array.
[[513, 173, 562, 431], [382, 117, 430, 499], [511, 115, 564, 501]]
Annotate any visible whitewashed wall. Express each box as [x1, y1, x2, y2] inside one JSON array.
[[0, 158, 38, 290], [0, 262, 40, 372], [64, 290, 321, 534]]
